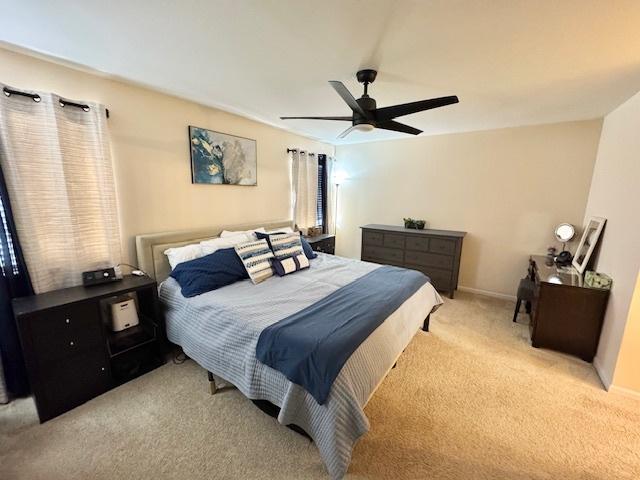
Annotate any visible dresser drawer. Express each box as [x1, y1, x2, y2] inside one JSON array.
[[405, 251, 454, 270], [406, 236, 430, 252], [30, 303, 104, 362], [38, 351, 110, 421], [406, 265, 452, 291], [429, 238, 456, 255], [363, 230, 383, 246], [383, 234, 405, 249], [362, 245, 404, 265]]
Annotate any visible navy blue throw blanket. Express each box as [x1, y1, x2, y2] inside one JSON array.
[[256, 266, 429, 405]]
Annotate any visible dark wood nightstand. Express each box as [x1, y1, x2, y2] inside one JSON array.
[[304, 234, 336, 255], [13, 275, 165, 422]]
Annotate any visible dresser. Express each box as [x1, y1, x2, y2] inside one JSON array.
[[13, 275, 165, 422], [360, 224, 466, 298], [529, 255, 609, 362]]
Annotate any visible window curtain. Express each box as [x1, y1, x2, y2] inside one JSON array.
[[0, 85, 122, 294], [290, 150, 318, 230], [0, 162, 33, 402], [325, 156, 337, 235]]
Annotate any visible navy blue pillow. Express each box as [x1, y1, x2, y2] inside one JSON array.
[[170, 247, 248, 298], [255, 231, 318, 260]]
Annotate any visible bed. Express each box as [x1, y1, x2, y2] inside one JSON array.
[[135, 220, 443, 479]]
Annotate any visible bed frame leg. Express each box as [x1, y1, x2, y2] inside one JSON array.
[[208, 371, 217, 395], [422, 314, 430, 332]]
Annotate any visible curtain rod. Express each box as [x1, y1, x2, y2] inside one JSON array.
[[287, 148, 315, 155], [2, 86, 110, 119]]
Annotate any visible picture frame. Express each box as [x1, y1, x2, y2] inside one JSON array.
[[189, 125, 257, 185], [572, 216, 606, 274]]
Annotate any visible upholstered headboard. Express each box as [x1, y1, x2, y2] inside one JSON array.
[[135, 220, 294, 283]]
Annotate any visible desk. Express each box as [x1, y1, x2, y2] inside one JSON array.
[[529, 255, 609, 362]]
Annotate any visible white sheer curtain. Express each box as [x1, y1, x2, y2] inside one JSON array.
[[325, 156, 337, 235], [290, 149, 318, 230], [0, 85, 121, 293]]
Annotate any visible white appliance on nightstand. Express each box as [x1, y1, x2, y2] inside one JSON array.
[[109, 297, 140, 332]]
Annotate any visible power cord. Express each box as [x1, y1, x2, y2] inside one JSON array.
[[116, 262, 149, 277]]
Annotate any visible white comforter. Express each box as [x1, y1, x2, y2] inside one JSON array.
[[159, 253, 443, 479]]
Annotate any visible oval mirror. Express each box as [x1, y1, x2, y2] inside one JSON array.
[[554, 223, 575, 243]]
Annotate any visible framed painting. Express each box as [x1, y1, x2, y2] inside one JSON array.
[[189, 125, 257, 185]]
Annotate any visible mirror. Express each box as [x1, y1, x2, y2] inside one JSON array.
[[572, 217, 606, 274], [554, 223, 575, 243]]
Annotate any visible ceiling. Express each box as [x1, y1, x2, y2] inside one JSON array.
[[2, 0, 640, 144]]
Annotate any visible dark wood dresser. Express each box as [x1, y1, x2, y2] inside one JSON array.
[[13, 275, 165, 422], [529, 255, 609, 362], [360, 224, 466, 298], [305, 234, 335, 254]]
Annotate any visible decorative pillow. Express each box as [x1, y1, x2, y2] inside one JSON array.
[[271, 253, 310, 277], [268, 233, 305, 260], [220, 227, 266, 240], [255, 231, 317, 260], [200, 233, 251, 255], [234, 239, 275, 284], [169, 248, 249, 297], [164, 243, 204, 270]]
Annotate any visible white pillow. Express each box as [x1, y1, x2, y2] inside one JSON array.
[[200, 234, 251, 255], [266, 227, 294, 234], [220, 227, 266, 240], [164, 243, 204, 270]]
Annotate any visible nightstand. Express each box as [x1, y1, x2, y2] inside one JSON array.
[[304, 234, 335, 255], [13, 275, 165, 422]]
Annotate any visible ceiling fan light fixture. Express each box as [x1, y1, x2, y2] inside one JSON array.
[[353, 123, 375, 133]]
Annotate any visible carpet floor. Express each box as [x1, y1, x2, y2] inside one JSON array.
[[1, 292, 639, 479]]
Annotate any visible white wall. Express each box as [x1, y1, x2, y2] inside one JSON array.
[[335, 121, 602, 297], [584, 90, 640, 392]]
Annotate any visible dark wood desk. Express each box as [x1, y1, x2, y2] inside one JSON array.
[[529, 255, 609, 362]]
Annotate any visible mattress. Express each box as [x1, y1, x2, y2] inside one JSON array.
[[159, 253, 443, 479]]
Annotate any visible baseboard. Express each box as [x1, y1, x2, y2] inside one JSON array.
[[609, 384, 640, 400], [592, 356, 612, 390], [458, 285, 517, 302]]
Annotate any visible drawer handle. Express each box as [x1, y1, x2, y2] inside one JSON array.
[[101, 367, 105, 372], [65, 318, 70, 324], [69, 341, 75, 346]]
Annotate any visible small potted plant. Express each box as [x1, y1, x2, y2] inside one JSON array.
[[404, 218, 426, 230], [404, 218, 417, 229]]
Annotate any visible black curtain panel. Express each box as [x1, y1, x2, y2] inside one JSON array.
[[0, 162, 33, 398]]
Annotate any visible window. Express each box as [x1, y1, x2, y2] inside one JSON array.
[[316, 154, 328, 232]]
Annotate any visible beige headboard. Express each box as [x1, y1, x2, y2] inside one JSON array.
[[135, 219, 294, 283]]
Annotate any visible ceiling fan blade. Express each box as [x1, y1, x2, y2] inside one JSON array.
[[377, 120, 423, 135], [375, 95, 459, 121], [280, 116, 352, 121], [337, 125, 358, 139], [329, 81, 371, 119]]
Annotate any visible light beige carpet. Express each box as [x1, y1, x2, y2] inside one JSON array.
[[1, 292, 639, 479]]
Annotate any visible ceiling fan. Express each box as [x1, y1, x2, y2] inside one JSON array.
[[280, 69, 459, 139]]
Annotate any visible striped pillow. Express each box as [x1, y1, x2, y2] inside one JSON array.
[[271, 253, 310, 277], [234, 239, 275, 284], [268, 233, 305, 260]]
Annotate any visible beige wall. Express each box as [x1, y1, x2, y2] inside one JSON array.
[[0, 47, 333, 263], [334, 121, 602, 297], [613, 272, 640, 394], [583, 90, 640, 393]]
